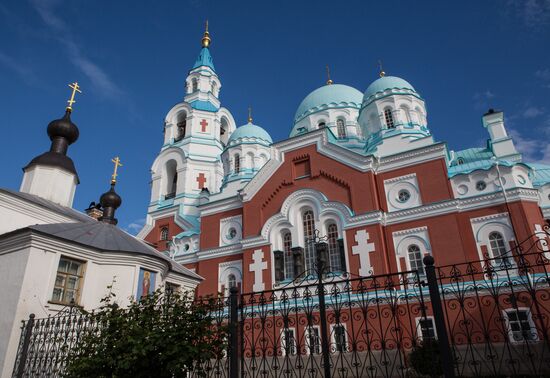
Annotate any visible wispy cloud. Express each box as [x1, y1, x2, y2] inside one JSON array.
[[507, 0, 550, 27], [473, 90, 495, 111], [29, 0, 123, 99], [508, 128, 550, 164], [523, 106, 545, 118], [0, 50, 35, 83], [535, 69, 550, 89]]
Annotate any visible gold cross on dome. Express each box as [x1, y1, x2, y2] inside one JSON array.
[[66, 82, 82, 112], [111, 156, 123, 184], [378, 60, 386, 78], [326, 65, 333, 85]]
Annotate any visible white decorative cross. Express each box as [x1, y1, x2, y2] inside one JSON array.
[[534, 224, 550, 258], [352, 230, 376, 276], [249, 249, 267, 292]]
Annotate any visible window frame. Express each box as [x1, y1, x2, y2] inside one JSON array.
[[503, 308, 538, 343], [160, 226, 169, 241], [281, 327, 297, 356], [305, 325, 322, 355], [415, 316, 437, 341], [384, 108, 395, 129], [331, 323, 349, 353], [302, 209, 316, 272], [51, 256, 86, 306], [407, 244, 425, 276], [336, 119, 347, 139]]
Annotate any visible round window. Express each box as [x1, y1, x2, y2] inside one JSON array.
[[517, 175, 526, 185], [397, 189, 411, 203], [184, 244, 190, 251], [228, 227, 237, 239], [476, 181, 487, 191]]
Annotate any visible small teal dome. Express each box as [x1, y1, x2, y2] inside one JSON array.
[[228, 122, 272, 144], [294, 84, 363, 123], [363, 76, 416, 101]]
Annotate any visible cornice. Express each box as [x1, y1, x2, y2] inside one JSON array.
[[0, 192, 79, 225], [383, 173, 417, 184], [392, 226, 429, 237], [470, 212, 509, 224]]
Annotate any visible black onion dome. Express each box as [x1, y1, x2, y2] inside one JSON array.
[[100, 185, 122, 209], [47, 110, 79, 145]]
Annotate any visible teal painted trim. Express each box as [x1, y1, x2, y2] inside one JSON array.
[[360, 91, 424, 110], [225, 140, 271, 151], [293, 104, 361, 125], [190, 100, 219, 112], [188, 68, 217, 77]]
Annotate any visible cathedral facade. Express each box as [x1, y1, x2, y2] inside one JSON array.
[[138, 28, 550, 298]]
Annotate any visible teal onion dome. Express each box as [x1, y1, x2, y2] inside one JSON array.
[[294, 84, 363, 124], [363, 76, 416, 102], [228, 122, 272, 145]]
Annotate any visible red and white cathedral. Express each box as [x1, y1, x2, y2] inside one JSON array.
[[138, 28, 550, 298]]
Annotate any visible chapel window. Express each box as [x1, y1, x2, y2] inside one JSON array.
[[384, 108, 395, 129], [303, 210, 316, 272], [505, 309, 537, 342], [228, 274, 237, 289], [283, 231, 294, 280], [176, 119, 186, 141], [318, 121, 326, 129], [333, 325, 348, 352], [408, 244, 424, 276], [52, 256, 85, 305], [160, 227, 169, 241], [336, 119, 346, 139], [327, 223, 342, 272], [192, 79, 198, 92], [282, 328, 297, 356]]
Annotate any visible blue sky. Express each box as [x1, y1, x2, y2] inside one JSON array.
[[1, 0, 549, 233]]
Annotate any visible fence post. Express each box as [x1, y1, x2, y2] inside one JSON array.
[[15, 313, 35, 378], [228, 287, 239, 378], [423, 256, 455, 378], [316, 243, 332, 378]]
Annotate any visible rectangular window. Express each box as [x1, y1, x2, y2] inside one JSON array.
[[165, 282, 180, 295], [294, 159, 311, 179], [305, 326, 321, 355], [51, 256, 85, 305], [505, 309, 538, 342], [332, 324, 348, 352], [281, 328, 297, 356], [416, 317, 437, 340]]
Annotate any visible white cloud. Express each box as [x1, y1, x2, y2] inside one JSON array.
[[509, 127, 550, 164], [124, 218, 146, 235], [0, 50, 35, 83], [29, 0, 123, 99], [535, 69, 550, 89], [507, 0, 550, 27]]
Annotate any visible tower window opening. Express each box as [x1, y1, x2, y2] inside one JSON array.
[[318, 121, 326, 129], [211, 81, 217, 95], [303, 210, 316, 271], [384, 108, 395, 129], [166, 172, 177, 199], [234, 154, 240, 174], [192, 79, 198, 92], [457, 158, 464, 165], [176, 119, 186, 142], [336, 119, 347, 139]]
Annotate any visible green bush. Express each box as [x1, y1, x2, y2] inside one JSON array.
[[63, 289, 228, 378]]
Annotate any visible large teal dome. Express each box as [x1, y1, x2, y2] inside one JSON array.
[[363, 76, 416, 102], [228, 122, 272, 145], [294, 84, 363, 123]]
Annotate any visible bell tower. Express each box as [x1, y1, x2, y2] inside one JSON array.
[[139, 24, 237, 256]]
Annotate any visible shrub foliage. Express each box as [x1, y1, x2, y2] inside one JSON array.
[[64, 289, 227, 378]]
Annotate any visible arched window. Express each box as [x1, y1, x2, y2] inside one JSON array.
[[160, 227, 169, 241], [327, 223, 342, 272], [228, 274, 236, 289], [318, 121, 326, 129], [336, 119, 346, 139], [234, 154, 240, 173], [283, 231, 293, 280], [489, 232, 511, 267], [384, 108, 395, 129], [164, 160, 178, 199], [303, 210, 316, 271], [457, 158, 464, 165], [415, 107, 424, 125], [192, 79, 198, 92], [408, 244, 424, 276], [220, 118, 229, 145]]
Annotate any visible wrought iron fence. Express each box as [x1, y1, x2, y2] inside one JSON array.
[[11, 225, 550, 377]]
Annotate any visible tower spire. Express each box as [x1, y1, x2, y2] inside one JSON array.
[[99, 157, 123, 225], [378, 60, 386, 78], [201, 20, 211, 48], [110, 156, 123, 184], [326, 65, 333, 85]]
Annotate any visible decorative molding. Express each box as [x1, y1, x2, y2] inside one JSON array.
[[392, 226, 429, 237], [383, 173, 417, 185], [470, 212, 510, 224]]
